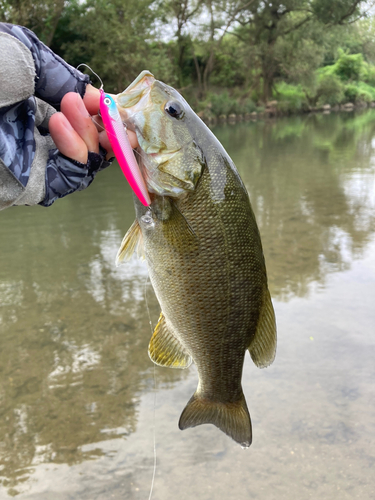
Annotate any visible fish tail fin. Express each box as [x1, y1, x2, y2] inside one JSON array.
[[178, 392, 252, 448]]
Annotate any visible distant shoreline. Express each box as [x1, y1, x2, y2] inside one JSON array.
[[200, 101, 375, 126]]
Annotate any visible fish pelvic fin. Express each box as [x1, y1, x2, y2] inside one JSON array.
[[148, 313, 192, 369], [116, 219, 144, 266], [178, 392, 252, 448], [249, 288, 277, 368]]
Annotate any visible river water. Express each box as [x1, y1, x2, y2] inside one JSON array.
[[0, 110, 374, 499]]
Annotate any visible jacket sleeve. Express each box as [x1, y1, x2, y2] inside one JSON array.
[[0, 23, 89, 109], [0, 23, 111, 210]]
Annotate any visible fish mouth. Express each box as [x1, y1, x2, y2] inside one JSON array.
[[124, 70, 155, 92], [116, 71, 155, 121]]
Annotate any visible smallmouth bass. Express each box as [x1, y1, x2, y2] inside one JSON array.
[[115, 71, 276, 448]]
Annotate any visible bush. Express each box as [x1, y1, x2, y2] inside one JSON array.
[[344, 84, 359, 102], [242, 98, 257, 114], [358, 81, 375, 100], [363, 64, 375, 87], [274, 82, 308, 113], [316, 74, 344, 106], [318, 52, 366, 85], [208, 91, 240, 116], [334, 52, 364, 81], [357, 90, 373, 104]]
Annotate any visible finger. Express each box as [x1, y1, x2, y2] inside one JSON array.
[[61, 92, 99, 153], [91, 114, 105, 133], [127, 129, 139, 149], [98, 130, 114, 158], [83, 84, 101, 116], [49, 112, 88, 163]]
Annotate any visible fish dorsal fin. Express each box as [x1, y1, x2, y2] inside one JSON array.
[[115, 219, 144, 266], [148, 313, 192, 369], [248, 288, 277, 368]]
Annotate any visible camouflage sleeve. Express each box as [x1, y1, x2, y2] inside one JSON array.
[[0, 23, 90, 110], [0, 23, 111, 210], [40, 149, 113, 207]]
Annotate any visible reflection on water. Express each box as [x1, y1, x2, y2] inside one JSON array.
[[0, 110, 374, 498], [213, 111, 375, 300]]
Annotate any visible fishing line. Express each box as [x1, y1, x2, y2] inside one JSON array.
[[81, 61, 156, 487], [91, 115, 105, 132], [144, 273, 157, 500], [77, 63, 103, 89]]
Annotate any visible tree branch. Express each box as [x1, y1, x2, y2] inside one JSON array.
[[343, 0, 375, 25], [337, 0, 362, 25], [281, 14, 312, 36]]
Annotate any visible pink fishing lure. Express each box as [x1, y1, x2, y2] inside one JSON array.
[[99, 89, 151, 206]]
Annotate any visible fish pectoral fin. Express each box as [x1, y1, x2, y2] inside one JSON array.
[[162, 202, 199, 253], [179, 392, 252, 448], [248, 288, 277, 368], [115, 220, 144, 266], [148, 313, 192, 369]]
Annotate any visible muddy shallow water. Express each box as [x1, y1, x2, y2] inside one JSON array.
[[0, 111, 374, 499]]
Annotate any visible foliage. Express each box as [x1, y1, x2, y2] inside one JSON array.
[[1, 0, 375, 109], [274, 82, 308, 113], [209, 36, 248, 88], [312, 0, 363, 25], [333, 51, 364, 81], [276, 28, 326, 86], [58, 0, 172, 93], [343, 82, 373, 103], [231, 0, 370, 101], [362, 62, 375, 86], [207, 91, 241, 116], [0, 0, 67, 45], [315, 74, 345, 106], [318, 51, 364, 81], [344, 83, 360, 102], [357, 81, 375, 100]]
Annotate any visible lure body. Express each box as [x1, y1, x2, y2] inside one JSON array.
[[100, 89, 151, 206]]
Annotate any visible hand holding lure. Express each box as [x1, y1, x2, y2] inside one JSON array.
[[99, 90, 151, 207]]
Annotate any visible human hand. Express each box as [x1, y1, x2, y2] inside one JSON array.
[[49, 84, 139, 163]]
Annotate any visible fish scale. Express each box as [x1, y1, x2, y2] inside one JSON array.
[[116, 71, 276, 447]]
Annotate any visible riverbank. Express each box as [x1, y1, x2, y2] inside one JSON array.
[[198, 99, 375, 125]]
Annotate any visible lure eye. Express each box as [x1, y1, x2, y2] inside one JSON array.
[[165, 101, 184, 119], [104, 97, 112, 106]]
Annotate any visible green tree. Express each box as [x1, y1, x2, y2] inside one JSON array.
[[57, 0, 176, 92], [0, 0, 68, 46], [163, 0, 204, 88], [231, 0, 371, 101]]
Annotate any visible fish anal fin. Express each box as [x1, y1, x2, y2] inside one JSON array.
[[249, 288, 277, 368], [148, 313, 192, 369], [116, 219, 144, 266], [179, 392, 252, 448]]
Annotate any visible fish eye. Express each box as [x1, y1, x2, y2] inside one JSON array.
[[104, 97, 111, 106], [165, 101, 184, 119]]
